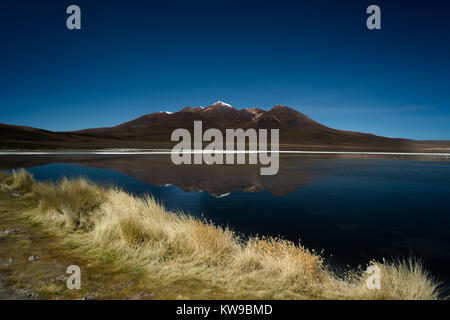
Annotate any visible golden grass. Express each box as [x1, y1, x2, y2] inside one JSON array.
[[0, 169, 443, 299]]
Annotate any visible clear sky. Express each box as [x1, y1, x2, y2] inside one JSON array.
[[1, 0, 449, 139]]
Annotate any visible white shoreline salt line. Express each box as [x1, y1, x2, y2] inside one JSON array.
[[1, 150, 450, 156]]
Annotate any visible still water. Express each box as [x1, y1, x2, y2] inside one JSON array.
[[2, 154, 450, 290]]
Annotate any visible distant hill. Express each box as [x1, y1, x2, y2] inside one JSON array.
[[1, 101, 450, 152]]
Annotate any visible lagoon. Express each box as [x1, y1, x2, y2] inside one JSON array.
[[1, 153, 450, 291]]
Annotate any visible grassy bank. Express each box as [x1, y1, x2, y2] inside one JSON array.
[[0, 170, 442, 299]]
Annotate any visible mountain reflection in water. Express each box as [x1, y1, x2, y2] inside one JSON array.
[[0, 154, 324, 197]]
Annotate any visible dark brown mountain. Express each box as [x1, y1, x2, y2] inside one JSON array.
[[1, 101, 450, 152]]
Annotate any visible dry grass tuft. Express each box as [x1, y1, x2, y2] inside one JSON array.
[[32, 177, 106, 228], [352, 258, 442, 300], [0, 169, 35, 194], [0, 170, 443, 299]]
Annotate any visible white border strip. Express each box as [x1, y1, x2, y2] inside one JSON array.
[[1, 150, 450, 157]]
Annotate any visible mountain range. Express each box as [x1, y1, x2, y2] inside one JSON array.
[[1, 101, 449, 152]]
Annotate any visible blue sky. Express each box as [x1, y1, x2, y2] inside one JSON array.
[[0, 0, 449, 139]]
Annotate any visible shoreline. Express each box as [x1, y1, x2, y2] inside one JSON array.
[[1, 149, 450, 157]]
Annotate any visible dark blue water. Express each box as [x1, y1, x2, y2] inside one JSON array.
[[3, 156, 450, 292]]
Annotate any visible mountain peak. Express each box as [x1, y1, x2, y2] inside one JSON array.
[[209, 101, 233, 108], [272, 105, 293, 111]]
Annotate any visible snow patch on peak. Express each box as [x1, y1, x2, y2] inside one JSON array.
[[211, 101, 232, 108], [160, 111, 173, 114], [214, 192, 230, 198]]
